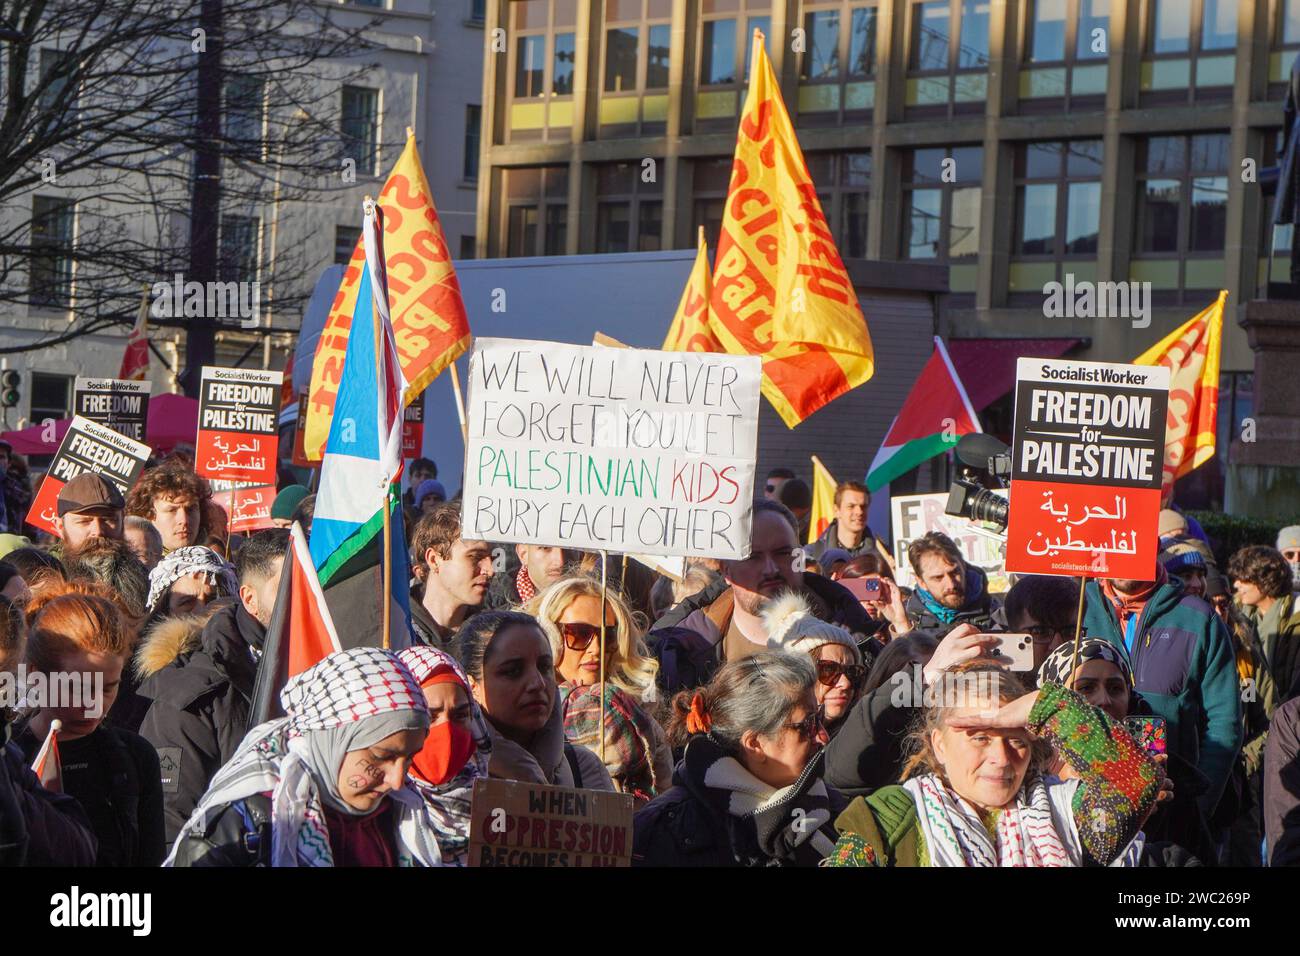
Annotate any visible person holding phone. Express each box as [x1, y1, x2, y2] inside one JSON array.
[[762, 592, 865, 737], [834, 554, 910, 641]]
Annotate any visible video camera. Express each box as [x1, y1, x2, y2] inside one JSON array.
[[945, 433, 1011, 532]]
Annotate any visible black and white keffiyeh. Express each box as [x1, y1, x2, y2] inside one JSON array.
[[146, 545, 239, 612]]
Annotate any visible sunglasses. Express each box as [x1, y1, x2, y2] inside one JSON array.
[[815, 659, 868, 689], [560, 621, 617, 652], [1284, 549, 1300, 562], [1025, 624, 1068, 645], [787, 706, 827, 742], [765, 483, 776, 493]]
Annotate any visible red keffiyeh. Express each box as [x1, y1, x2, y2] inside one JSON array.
[[516, 566, 536, 602]]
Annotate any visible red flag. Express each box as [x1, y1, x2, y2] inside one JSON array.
[[31, 720, 63, 793], [119, 291, 150, 381]]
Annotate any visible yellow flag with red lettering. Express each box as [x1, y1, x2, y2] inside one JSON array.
[[1132, 289, 1227, 498], [305, 132, 472, 459], [708, 30, 874, 427], [663, 227, 723, 352], [808, 455, 837, 545]]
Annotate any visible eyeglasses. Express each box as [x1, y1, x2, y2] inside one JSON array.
[[560, 621, 617, 652], [815, 660, 867, 689], [1025, 624, 1068, 645], [787, 706, 827, 742]]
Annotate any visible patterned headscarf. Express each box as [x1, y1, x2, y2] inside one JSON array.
[[560, 681, 663, 802], [164, 648, 438, 867], [146, 545, 239, 612], [397, 645, 493, 867], [1038, 638, 1135, 689]]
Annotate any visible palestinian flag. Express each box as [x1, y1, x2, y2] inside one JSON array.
[[866, 336, 979, 492], [31, 720, 63, 793]]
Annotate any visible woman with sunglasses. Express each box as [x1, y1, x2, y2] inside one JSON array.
[[762, 592, 865, 738], [632, 650, 842, 867], [529, 576, 672, 794]]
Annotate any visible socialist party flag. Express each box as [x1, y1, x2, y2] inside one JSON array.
[[866, 337, 980, 492], [663, 227, 723, 353], [708, 29, 875, 427]]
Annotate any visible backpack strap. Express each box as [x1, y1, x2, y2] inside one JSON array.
[[563, 743, 584, 789]]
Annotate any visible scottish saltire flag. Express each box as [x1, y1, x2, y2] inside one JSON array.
[[308, 200, 412, 646]]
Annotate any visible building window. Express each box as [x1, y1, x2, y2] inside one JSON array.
[[594, 161, 663, 253], [341, 86, 380, 176], [38, 48, 74, 116], [805, 151, 871, 258], [508, 0, 578, 141], [219, 215, 261, 284], [30, 372, 73, 424], [1269, 0, 1300, 88], [225, 75, 265, 149], [690, 158, 733, 242], [503, 166, 568, 257], [697, 0, 770, 122], [1132, 133, 1230, 294], [902, 146, 982, 291], [599, 0, 672, 132], [470, 0, 486, 23], [459, 234, 477, 259], [29, 195, 76, 308], [1020, 0, 1110, 105], [334, 225, 361, 265], [797, 1, 878, 121], [905, 0, 990, 111], [464, 105, 481, 181], [1141, 0, 1236, 96], [1009, 140, 1102, 294]]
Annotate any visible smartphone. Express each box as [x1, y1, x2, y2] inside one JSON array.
[[988, 633, 1036, 671], [1122, 716, 1168, 756], [842, 577, 883, 601]]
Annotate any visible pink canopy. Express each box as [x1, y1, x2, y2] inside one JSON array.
[[0, 392, 199, 457]]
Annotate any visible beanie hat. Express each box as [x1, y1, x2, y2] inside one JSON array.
[[1278, 525, 1300, 552], [1159, 540, 1206, 577], [761, 591, 860, 661], [271, 484, 309, 521], [1205, 568, 1230, 599], [415, 479, 448, 508], [1158, 509, 1189, 537]]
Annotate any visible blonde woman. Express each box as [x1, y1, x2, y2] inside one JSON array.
[[526, 575, 672, 795]]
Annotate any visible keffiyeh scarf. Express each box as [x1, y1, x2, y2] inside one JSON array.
[[397, 645, 492, 867], [146, 545, 239, 612], [164, 647, 440, 867], [1038, 638, 1135, 689], [903, 773, 1081, 867]]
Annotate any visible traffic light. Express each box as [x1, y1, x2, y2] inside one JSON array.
[[0, 371, 20, 408]]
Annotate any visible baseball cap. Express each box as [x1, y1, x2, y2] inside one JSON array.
[[56, 472, 125, 516]]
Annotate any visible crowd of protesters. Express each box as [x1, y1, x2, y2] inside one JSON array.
[[3, 445, 1300, 869]]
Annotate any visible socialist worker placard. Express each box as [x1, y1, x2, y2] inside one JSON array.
[[196, 367, 283, 486], [1006, 358, 1170, 580]]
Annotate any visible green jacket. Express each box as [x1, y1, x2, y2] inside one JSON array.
[[827, 684, 1160, 867], [1246, 593, 1300, 714], [1083, 578, 1242, 813]]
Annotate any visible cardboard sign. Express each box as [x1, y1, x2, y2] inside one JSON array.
[[891, 493, 1010, 593], [209, 479, 277, 533], [402, 398, 424, 459], [468, 778, 634, 867], [1006, 358, 1170, 579], [461, 339, 762, 560], [73, 377, 150, 442], [26, 416, 151, 536], [196, 367, 283, 486]]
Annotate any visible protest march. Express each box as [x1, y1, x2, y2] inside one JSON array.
[[2, 17, 1299, 933]]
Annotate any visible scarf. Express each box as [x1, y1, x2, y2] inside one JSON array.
[[516, 566, 536, 602], [397, 646, 492, 866], [903, 773, 1080, 867], [916, 566, 984, 626], [146, 545, 239, 612], [164, 647, 441, 867], [1099, 567, 1168, 635], [681, 733, 835, 866], [559, 681, 662, 802]]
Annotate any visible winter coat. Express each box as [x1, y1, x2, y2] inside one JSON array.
[[632, 736, 846, 867], [15, 721, 164, 867], [1264, 696, 1300, 865], [1084, 578, 1243, 814], [135, 601, 265, 844], [804, 520, 887, 564], [0, 739, 98, 866], [648, 571, 882, 697], [903, 564, 1002, 638], [1247, 593, 1300, 711], [823, 679, 919, 799]]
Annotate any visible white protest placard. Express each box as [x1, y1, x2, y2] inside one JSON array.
[[461, 339, 761, 560], [891, 492, 1011, 593]]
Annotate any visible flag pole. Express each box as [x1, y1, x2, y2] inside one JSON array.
[[366, 193, 393, 650], [599, 549, 608, 765], [450, 361, 469, 443], [1066, 576, 1087, 689]]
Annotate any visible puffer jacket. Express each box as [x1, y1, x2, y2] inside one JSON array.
[[1084, 578, 1243, 814], [135, 600, 265, 844], [648, 571, 881, 697], [903, 564, 1002, 638]]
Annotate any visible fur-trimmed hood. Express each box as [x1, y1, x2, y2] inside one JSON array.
[[134, 612, 211, 680]]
